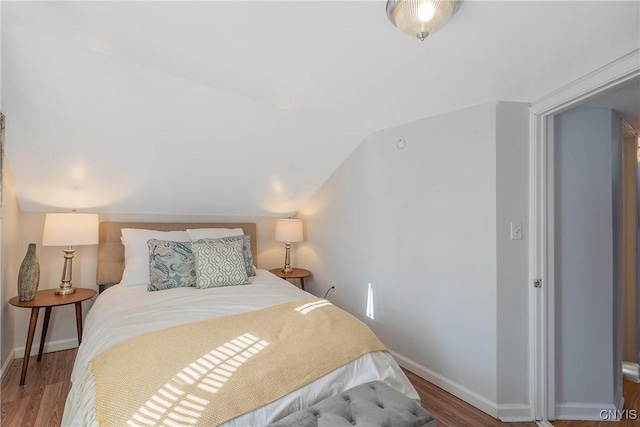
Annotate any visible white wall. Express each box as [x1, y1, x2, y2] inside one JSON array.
[[495, 102, 530, 414], [1, 157, 19, 380], [12, 212, 286, 357], [553, 107, 623, 419], [297, 101, 530, 420]]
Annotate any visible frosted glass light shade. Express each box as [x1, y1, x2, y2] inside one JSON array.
[[42, 213, 99, 246], [275, 218, 303, 243], [386, 0, 462, 41]]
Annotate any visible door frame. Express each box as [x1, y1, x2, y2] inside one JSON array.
[[621, 120, 639, 365], [528, 49, 640, 423]]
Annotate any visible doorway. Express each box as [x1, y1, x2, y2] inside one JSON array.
[[621, 122, 638, 368], [551, 105, 631, 420], [529, 50, 640, 424]]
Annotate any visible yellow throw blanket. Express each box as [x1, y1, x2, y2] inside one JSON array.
[[91, 298, 387, 426]]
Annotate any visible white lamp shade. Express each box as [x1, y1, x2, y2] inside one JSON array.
[[42, 213, 99, 246], [275, 218, 303, 243]]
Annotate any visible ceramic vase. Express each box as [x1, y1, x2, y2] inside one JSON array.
[[17, 243, 40, 301]]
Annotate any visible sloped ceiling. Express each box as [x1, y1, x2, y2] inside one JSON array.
[[2, 1, 639, 216]]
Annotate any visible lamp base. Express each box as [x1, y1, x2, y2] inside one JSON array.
[[282, 243, 294, 274], [55, 286, 76, 296], [55, 247, 76, 296]]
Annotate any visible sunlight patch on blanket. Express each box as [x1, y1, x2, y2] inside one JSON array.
[[294, 299, 331, 315], [127, 333, 269, 427]]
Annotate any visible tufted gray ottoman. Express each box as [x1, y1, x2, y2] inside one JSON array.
[[268, 381, 437, 427]]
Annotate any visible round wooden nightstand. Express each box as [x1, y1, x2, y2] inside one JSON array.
[[269, 268, 312, 291], [9, 288, 96, 385]]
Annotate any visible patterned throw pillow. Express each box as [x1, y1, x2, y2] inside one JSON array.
[[199, 235, 256, 277], [147, 239, 196, 291], [192, 238, 249, 288]]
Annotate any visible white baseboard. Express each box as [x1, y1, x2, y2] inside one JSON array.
[[0, 349, 15, 385], [13, 337, 78, 359], [496, 403, 533, 421], [390, 350, 500, 418], [537, 421, 554, 427], [555, 402, 621, 421], [614, 387, 624, 412]]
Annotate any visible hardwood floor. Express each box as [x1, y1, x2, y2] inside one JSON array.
[[403, 369, 536, 427], [1, 349, 76, 427], [1, 349, 636, 427], [409, 371, 640, 427]]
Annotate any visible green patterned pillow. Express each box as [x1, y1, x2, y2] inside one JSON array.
[[147, 239, 196, 291], [192, 238, 249, 288], [198, 235, 256, 277]]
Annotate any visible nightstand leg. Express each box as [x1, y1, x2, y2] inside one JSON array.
[[75, 302, 83, 345], [20, 308, 39, 386], [300, 278, 306, 291], [37, 307, 52, 362]]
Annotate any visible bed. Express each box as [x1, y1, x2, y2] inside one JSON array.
[[62, 222, 418, 426]]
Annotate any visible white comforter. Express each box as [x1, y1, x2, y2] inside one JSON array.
[[62, 270, 418, 426]]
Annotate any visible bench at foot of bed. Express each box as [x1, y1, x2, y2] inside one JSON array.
[[268, 381, 437, 427]]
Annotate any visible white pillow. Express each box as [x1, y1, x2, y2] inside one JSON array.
[[186, 228, 243, 241], [120, 228, 190, 286]]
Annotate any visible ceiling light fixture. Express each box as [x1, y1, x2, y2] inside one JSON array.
[[386, 0, 463, 41]]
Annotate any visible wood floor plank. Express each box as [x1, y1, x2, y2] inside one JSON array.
[[1, 350, 76, 427], [0, 359, 21, 404], [33, 382, 67, 427], [0, 399, 29, 427], [20, 391, 47, 427], [46, 349, 76, 386]]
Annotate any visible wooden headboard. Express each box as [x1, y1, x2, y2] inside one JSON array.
[[97, 222, 258, 286]]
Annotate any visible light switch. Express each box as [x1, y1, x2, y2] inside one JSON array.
[[510, 222, 523, 240]]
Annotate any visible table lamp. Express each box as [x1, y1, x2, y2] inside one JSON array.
[[42, 212, 99, 295], [275, 218, 303, 273]]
